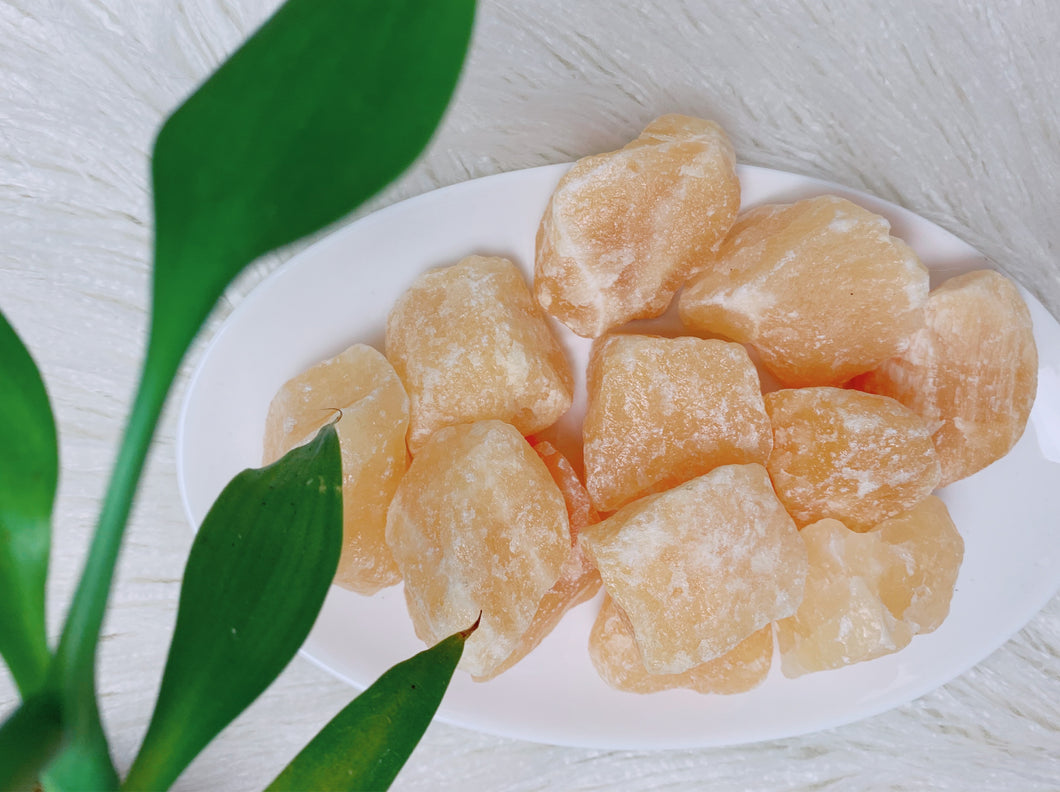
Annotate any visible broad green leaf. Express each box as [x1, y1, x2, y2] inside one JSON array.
[[122, 424, 342, 792], [267, 619, 478, 792], [0, 309, 56, 698], [0, 691, 62, 791], [51, 0, 474, 774], [149, 0, 477, 381]]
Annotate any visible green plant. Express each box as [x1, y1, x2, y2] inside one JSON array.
[[0, 0, 477, 788]]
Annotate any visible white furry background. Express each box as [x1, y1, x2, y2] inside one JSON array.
[[2, 0, 1059, 789]]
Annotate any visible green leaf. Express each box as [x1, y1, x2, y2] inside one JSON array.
[[38, 702, 118, 792], [50, 0, 474, 776], [122, 424, 343, 792], [148, 0, 477, 380], [0, 309, 56, 698], [267, 619, 478, 792], [0, 691, 63, 791]]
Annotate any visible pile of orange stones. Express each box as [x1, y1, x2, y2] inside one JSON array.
[[263, 115, 1038, 693]]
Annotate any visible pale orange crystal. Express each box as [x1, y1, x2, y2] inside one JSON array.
[[851, 270, 1038, 486], [384, 420, 569, 679], [589, 596, 772, 694], [580, 463, 806, 674], [873, 496, 964, 634], [386, 255, 573, 453], [765, 387, 941, 531], [535, 114, 740, 338], [484, 439, 603, 679], [263, 344, 408, 595], [584, 334, 772, 512], [531, 438, 601, 534], [776, 518, 914, 677], [777, 496, 963, 677], [678, 195, 929, 386]]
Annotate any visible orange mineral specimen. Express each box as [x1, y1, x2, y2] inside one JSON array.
[[776, 518, 914, 677], [873, 496, 964, 634], [678, 195, 929, 386], [386, 255, 573, 454], [851, 270, 1038, 486], [777, 496, 963, 677], [584, 334, 772, 512], [484, 439, 603, 680], [384, 420, 569, 679], [263, 344, 409, 595], [580, 463, 806, 674], [589, 596, 772, 694], [535, 114, 740, 338], [764, 387, 941, 531], [531, 438, 601, 534]]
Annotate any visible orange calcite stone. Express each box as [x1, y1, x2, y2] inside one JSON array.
[[580, 463, 806, 674], [584, 334, 773, 512], [589, 596, 772, 694], [851, 270, 1038, 486], [873, 496, 964, 634], [776, 518, 914, 677], [386, 255, 573, 453], [535, 114, 740, 338], [678, 195, 929, 386], [483, 439, 603, 680], [384, 421, 569, 679], [263, 344, 408, 595], [777, 496, 963, 676], [531, 438, 601, 534], [765, 387, 941, 531]]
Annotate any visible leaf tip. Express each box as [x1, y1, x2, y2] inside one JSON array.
[[459, 612, 482, 640]]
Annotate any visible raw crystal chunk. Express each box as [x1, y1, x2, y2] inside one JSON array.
[[851, 270, 1038, 486], [386, 255, 573, 453], [384, 420, 569, 679], [776, 518, 914, 677], [535, 114, 740, 337], [484, 439, 603, 679], [531, 438, 601, 535], [873, 496, 964, 633], [765, 387, 941, 531], [589, 596, 772, 694], [263, 344, 408, 594], [584, 334, 772, 512], [777, 497, 963, 677], [678, 195, 929, 386], [580, 464, 806, 674]]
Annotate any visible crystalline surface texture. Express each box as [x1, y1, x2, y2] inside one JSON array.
[[386, 255, 573, 453], [852, 269, 1038, 486], [777, 518, 913, 677], [483, 439, 603, 680], [873, 496, 964, 634], [679, 195, 929, 386], [263, 343, 408, 594], [385, 420, 569, 679], [581, 463, 806, 674], [777, 496, 963, 677], [584, 334, 772, 512], [535, 114, 740, 338], [589, 595, 772, 694], [765, 387, 941, 530]]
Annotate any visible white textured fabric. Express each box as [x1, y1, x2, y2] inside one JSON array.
[[2, 1, 1059, 789]]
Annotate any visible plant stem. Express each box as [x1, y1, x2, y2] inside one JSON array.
[[54, 358, 168, 684], [49, 340, 178, 786], [0, 692, 63, 791]]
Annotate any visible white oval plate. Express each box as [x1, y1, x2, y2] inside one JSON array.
[[178, 164, 1060, 749]]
